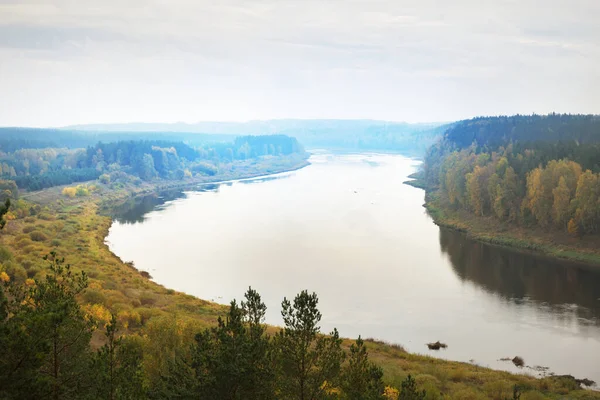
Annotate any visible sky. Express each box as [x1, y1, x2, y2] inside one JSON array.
[[0, 0, 599, 127]]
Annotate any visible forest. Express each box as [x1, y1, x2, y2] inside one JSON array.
[[0, 134, 305, 191], [0, 253, 424, 400], [62, 120, 450, 156], [423, 114, 600, 236]]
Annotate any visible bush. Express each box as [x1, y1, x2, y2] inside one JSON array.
[[14, 237, 33, 249], [75, 185, 90, 197], [191, 162, 218, 176], [26, 266, 41, 278], [29, 231, 49, 242], [82, 288, 107, 305], [99, 174, 111, 184], [38, 212, 55, 221], [2, 262, 27, 283], [22, 225, 37, 234], [140, 292, 158, 306], [62, 187, 77, 198], [0, 245, 14, 263]]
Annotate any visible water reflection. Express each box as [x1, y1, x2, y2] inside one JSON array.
[[109, 173, 293, 225], [109, 190, 187, 224], [439, 228, 600, 325]]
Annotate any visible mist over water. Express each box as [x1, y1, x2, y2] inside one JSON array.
[[107, 153, 600, 382]]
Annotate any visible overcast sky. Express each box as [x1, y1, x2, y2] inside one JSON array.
[[0, 0, 599, 127]]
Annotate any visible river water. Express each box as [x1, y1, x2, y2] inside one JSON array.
[[106, 153, 600, 383]]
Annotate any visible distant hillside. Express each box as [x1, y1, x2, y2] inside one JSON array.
[[443, 114, 600, 149], [0, 128, 236, 151], [63, 119, 449, 155]]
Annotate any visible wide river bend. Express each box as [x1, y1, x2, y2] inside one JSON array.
[[106, 153, 600, 383]]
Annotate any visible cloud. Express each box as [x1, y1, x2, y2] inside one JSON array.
[[0, 0, 598, 126]]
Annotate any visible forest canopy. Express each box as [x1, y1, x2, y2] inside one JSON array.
[[423, 114, 600, 236], [0, 134, 305, 191]]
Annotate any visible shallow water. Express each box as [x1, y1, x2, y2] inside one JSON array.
[[106, 153, 600, 383]]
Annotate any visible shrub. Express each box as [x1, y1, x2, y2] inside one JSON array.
[[75, 185, 90, 197], [62, 187, 77, 198], [82, 288, 107, 305], [29, 231, 48, 242], [38, 212, 55, 221], [140, 292, 158, 306], [14, 237, 33, 249], [0, 245, 14, 263], [2, 262, 27, 283], [99, 174, 111, 184], [26, 266, 41, 278], [191, 162, 218, 176], [22, 225, 37, 234]]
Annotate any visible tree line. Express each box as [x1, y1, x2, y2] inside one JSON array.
[[1, 252, 425, 400], [423, 115, 600, 236], [0, 135, 305, 191]]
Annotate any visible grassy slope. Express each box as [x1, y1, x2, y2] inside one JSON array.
[[3, 159, 598, 399]]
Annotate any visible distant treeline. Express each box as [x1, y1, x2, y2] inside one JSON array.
[[0, 128, 236, 151], [423, 114, 600, 235], [444, 114, 600, 149], [0, 134, 304, 191], [60, 120, 450, 155]]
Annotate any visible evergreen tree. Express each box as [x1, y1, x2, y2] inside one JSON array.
[[0, 252, 94, 400], [92, 314, 146, 400], [340, 336, 385, 400], [274, 290, 345, 400], [399, 375, 426, 400], [182, 288, 275, 400], [0, 198, 10, 229]]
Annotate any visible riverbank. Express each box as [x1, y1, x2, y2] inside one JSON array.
[[404, 175, 600, 266], [2, 157, 599, 398]]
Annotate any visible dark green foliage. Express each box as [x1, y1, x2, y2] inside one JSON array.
[[153, 288, 275, 400], [0, 252, 93, 400], [14, 168, 101, 191], [149, 354, 198, 400], [190, 295, 275, 400], [275, 290, 345, 400], [340, 336, 385, 400], [444, 114, 600, 151], [506, 385, 522, 400], [0, 180, 19, 200], [399, 375, 426, 400], [0, 198, 10, 229], [92, 315, 146, 400]]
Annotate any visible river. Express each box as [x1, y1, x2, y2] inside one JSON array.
[[106, 152, 600, 383]]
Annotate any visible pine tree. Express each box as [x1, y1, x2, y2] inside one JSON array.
[[0, 252, 94, 400], [399, 375, 426, 400], [93, 315, 146, 399], [275, 290, 345, 400], [188, 288, 275, 399], [340, 336, 385, 400]]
